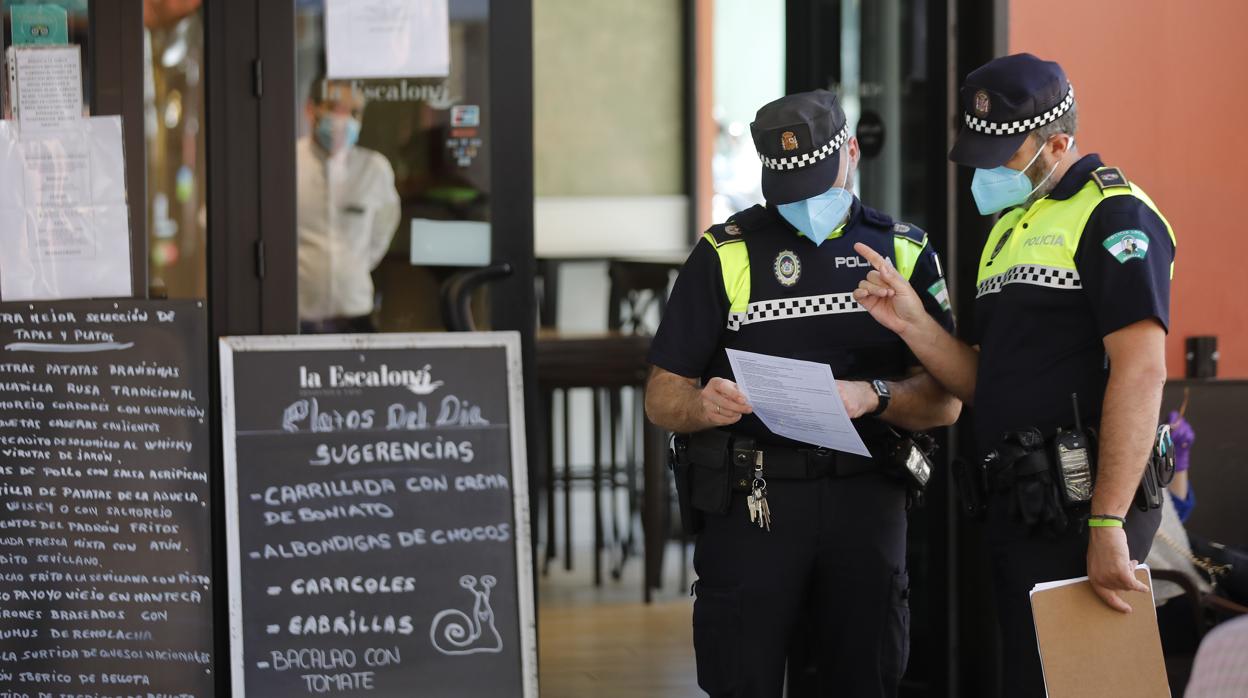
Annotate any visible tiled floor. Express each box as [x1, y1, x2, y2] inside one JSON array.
[[537, 489, 699, 697]]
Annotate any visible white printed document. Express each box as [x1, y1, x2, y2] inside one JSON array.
[[0, 116, 132, 300], [726, 349, 872, 456], [325, 0, 450, 79]]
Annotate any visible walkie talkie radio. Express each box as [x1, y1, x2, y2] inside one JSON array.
[[1053, 393, 1094, 506]]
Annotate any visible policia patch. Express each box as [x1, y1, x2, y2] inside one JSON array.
[[1103, 229, 1150, 263]]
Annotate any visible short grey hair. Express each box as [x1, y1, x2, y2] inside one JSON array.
[[1031, 100, 1078, 144]]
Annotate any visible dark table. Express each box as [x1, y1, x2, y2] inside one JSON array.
[[535, 330, 669, 602]]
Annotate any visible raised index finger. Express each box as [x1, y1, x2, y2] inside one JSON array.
[[853, 242, 888, 270], [853, 242, 905, 289]]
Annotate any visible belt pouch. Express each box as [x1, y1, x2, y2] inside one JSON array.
[[669, 435, 703, 535], [689, 431, 734, 515], [952, 456, 987, 520]]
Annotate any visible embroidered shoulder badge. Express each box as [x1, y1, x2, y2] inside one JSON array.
[[1092, 167, 1130, 192], [774, 250, 801, 286], [1103, 229, 1150, 263], [927, 279, 951, 312]]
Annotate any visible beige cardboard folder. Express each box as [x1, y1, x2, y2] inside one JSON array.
[[1030, 566, 1170, 697]]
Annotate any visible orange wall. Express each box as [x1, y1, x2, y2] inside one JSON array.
[[1010, 0, 1248, 378]]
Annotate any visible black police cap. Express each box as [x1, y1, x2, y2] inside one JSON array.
[[949, 53, 1074, 169], [750, 90, 849, 205]]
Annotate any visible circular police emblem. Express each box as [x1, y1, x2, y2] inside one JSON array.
[[774, 250, 801, 286], [724, 223, 742, 236], [973, 89, 991, 117]]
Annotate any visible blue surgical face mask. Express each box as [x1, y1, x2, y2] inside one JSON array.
[[776, 154, 855, 245], [777, 186, 854, 245], [315, 114, 361, 154], [970, 136, 1072, 215], [777, 152, 856, 245]]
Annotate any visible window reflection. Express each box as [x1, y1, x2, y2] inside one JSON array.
[[143, 0, 206, 299]]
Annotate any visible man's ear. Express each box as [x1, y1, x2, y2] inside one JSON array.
[[846, 135, 861, 166], [1050, 134, 1075, 157]]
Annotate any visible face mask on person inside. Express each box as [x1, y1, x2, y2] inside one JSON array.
[[315, 113, 362, 154]]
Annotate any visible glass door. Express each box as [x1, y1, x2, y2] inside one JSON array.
[[293, 0, 497, 334]]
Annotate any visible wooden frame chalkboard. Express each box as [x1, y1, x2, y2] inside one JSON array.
[[219, 332, 536, 697]]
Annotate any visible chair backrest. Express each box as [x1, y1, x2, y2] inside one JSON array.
[[607, 260, 676, 335], [439, 262, 515, 332]]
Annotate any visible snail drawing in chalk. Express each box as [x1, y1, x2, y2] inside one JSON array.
[[429, 574, 503, 656]]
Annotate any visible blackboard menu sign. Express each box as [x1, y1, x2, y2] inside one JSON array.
[[0, 299, 214, 696], [220, 332, 537, 697]]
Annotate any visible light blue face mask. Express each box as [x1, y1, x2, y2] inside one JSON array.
[[315, 114, 361, 154], [777, 185, 854, 245], [970, 136, 1072, 215]]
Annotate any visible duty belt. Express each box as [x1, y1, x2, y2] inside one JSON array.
[[688, 429, 877, 481]]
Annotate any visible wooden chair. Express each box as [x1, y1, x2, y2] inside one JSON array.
[[438, 262, 514, 332]]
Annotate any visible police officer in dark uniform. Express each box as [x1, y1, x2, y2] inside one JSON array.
[[852, 54, 1173, 696], [644, 90, 961, 697]]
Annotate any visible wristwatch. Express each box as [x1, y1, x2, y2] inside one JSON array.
[[867, 379, 891, 417]]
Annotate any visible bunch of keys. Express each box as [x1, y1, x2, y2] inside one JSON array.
[[746, 451, 771, 531]]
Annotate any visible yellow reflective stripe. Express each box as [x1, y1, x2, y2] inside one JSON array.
[[977, 175, 1178, 285], [893, 235, 927, 281], [703, 232, 751, 312]]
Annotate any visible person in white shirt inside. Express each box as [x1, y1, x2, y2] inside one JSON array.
[[297, 78, 401, 333]]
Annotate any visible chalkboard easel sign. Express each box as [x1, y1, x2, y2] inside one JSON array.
[[220, 332, 537, 697]]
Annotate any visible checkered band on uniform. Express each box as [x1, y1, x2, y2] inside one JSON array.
[[964, 85, 1075, 136], [976, 264, 1082, 298], [758, 125, 850, 171], [726, 292, 864, 330]]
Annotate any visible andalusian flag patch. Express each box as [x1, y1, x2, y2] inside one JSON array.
[[927, 278, 951, 312], [1103, 230, 1150, 263]]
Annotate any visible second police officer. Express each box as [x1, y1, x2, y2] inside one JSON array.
[[645, 90, 961, 697], [852, 54, 1174, 696]]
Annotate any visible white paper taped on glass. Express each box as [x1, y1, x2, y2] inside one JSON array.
[[0, 115, 133, 301], [325, 0, 451, 79]]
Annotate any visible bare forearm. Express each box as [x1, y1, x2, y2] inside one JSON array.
[[1091, 361, 1166, 516], [1167, 471, 1189, 501], [901, 315, 980, 405], [644, 369, 711, 433], [875, 370, 962, 431]]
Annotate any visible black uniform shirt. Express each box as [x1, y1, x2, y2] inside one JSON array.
[[969, 154, 1175, 455], [648, 199, 954, 448]]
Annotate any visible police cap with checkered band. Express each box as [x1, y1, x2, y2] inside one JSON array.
[[949, 53, 1075, 169], [750, 90, 850, 205]]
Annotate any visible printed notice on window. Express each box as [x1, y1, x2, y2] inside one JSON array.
[[0, 116, 132, 300], [726, 349, 872, 456], [14, 45, 84, 133], [325, 0, 450, 79]]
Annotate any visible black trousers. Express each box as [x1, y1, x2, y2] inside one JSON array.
[[692, 473, 910, 698], [985, 492, 1161, 697]]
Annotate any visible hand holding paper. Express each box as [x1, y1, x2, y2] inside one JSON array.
[[699, 376, 753, 428]]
